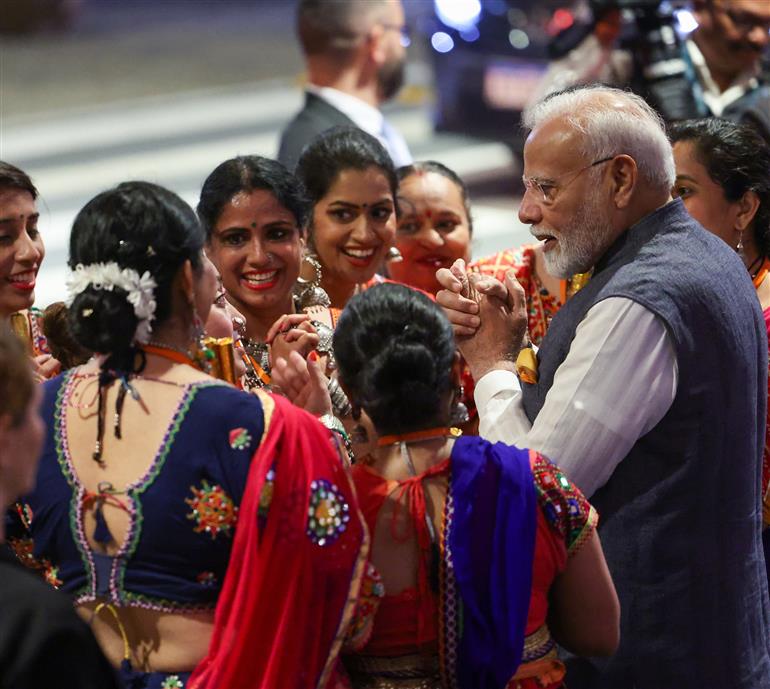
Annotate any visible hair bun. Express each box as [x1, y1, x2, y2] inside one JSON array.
[[68, 287, 138, 355]]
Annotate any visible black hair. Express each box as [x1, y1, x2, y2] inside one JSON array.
[[669, 118, 770, 257], [68, 181, 204, 366], [397, 160, 474, 233], [296, 126, 398, 207], [197, 155, 310, 240], [0, 161, 38, 199], [297, 0, 388, 57], [333, 283, 456, 435]]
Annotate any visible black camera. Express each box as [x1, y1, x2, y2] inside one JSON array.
[[555, 0, 708, 121]]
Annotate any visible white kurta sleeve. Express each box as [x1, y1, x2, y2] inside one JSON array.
[[473, 297, 678, 497]]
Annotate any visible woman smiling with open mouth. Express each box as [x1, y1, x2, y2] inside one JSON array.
[[296, 126, 398, 310], [0, 161, 59, 380]]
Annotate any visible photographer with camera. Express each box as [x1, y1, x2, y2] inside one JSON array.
[[535, 0, 770, 142]]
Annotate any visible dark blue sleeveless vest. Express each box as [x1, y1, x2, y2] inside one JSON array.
[[522, 200, 770, 688]]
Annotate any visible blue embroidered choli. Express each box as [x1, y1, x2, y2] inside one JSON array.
[[9, 371, 265, 612]]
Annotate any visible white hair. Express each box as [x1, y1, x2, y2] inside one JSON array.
[[522, 85, 675, 193]]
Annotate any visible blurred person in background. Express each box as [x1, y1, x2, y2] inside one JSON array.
[[0, 161, 59, 380], [533, 0, 770, 143], [689, 0, 770, 139], [0, 325, 120, 688], [278, 0, 412, 170]]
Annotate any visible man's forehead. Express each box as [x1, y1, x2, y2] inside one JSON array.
[[524, 119, 585, 172]]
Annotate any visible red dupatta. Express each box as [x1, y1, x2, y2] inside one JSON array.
[[190, 391, 368, 689]]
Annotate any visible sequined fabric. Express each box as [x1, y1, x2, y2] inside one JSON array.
[[530, 453, 598, 555], [470, 245, 561, 346]]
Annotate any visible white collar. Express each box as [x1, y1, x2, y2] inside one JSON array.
[[687, 38, 759, 115], [306, 84, 384, 136]]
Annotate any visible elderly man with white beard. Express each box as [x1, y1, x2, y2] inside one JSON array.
[[436, 85, 770, 689]]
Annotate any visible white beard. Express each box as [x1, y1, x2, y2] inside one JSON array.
[[540, 187, 616, 279]]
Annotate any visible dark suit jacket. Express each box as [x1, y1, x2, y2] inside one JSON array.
[[277, 91, 356, 171]]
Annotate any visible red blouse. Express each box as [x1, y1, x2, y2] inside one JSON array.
[[349, 451, 597, 687]]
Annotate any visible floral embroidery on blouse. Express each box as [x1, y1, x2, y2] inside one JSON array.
[[44, 563, 63, 589], [186, 481, 238, 539], [306, 479, 351, 547], [229, 427, 252, 450], [8, 536, 41, 570], [530, 452, 598, 555], [161, 676, 185, 689], [470, 245, 561, 346]]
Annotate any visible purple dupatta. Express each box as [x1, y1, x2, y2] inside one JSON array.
[[442, 435, 537, 689]]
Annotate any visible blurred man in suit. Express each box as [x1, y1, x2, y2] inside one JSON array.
[[278, 0, 412, 170]]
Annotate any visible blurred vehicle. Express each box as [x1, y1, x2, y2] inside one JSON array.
[[425, 0, 737, 152], [425, 0, 586, 152]]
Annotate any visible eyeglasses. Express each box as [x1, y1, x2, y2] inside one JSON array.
[[380, 22, 411, 48], [522, 156, 615, 205]]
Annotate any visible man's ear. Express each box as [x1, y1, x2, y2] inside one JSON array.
[[368, 24, 387, 66], [610, 155, 638, 210]]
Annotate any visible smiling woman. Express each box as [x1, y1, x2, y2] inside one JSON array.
[[198, 156, 319, 390], [296, 126, 398, 309], [0, 161, 59, 378], [389, 161, 472, 296], [0, 163, 44, 321]]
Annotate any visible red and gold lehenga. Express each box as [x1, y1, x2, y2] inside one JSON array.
[[343, 436, 598, 689]]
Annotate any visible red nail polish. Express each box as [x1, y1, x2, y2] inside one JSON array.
[[308, 351, 319, 362]]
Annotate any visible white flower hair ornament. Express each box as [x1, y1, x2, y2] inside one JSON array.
[[66, 262, 158, 345]]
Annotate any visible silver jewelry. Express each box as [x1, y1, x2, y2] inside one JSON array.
[[737, 232, 747, 261], [243, 339, 270, 370], [319, 413, 347, 436], [385, 247, 403, 263], [310, 319, 336, 369], [328, 376, 351, 417], [296, 254, 331, 309], [450, 385, 470, 425]]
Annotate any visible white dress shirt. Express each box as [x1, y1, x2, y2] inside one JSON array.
[[474, 297, 679, 497], [305, 84, 412, 167]]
